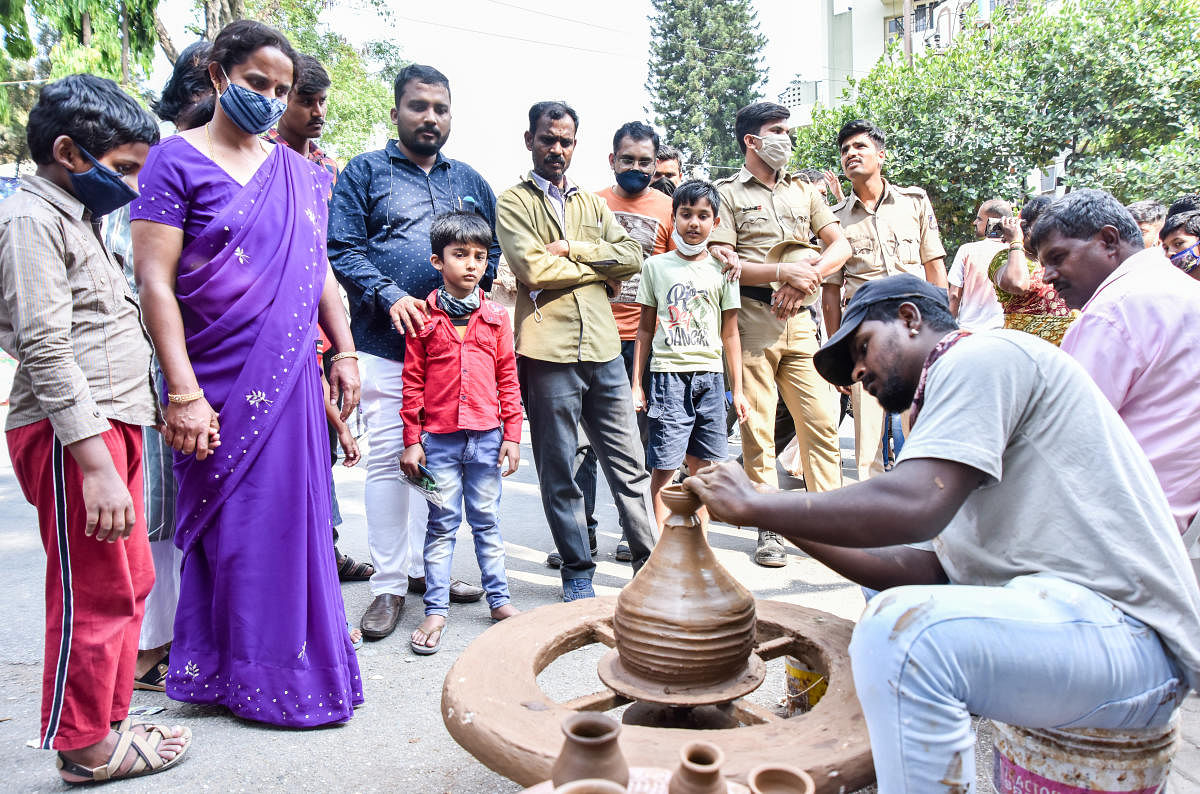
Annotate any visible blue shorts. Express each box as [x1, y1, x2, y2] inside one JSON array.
[[645, 370, 728, 470]]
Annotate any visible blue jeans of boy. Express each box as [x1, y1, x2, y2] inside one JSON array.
[[421, 428, 511, 616]]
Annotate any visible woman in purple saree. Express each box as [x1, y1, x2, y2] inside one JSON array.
[[131, 21, 362, 727]]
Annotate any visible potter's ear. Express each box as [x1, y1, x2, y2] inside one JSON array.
[[896, 300, 922, 329], [51, 136, 86, 174], [207, 61, 225, 94], [1097, 225, 1122, 252], [389, 106, 398, 126], [524, 129, 534, 152], [712, 214, 721, 228]]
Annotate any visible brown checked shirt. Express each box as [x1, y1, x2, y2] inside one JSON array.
[[826, 180, 946, 299], [0, 176, 156, 444]]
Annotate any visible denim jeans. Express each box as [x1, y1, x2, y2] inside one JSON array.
[[421, 429, 511, 615], [851, 574, 1185, 792], [519, 356, 656, 581]]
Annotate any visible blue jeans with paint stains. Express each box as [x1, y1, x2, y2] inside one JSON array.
[[850, 575, 1184, 792], [421, 429, 511, 615]]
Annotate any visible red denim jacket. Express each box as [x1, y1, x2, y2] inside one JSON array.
[[401, 290, 523, 448]]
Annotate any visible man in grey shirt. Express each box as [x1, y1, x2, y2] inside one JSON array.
[[687, 274, 1200, 791]]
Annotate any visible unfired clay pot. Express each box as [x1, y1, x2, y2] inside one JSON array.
[[553, 780, 628, 794], [612, 484, 756, 689], [668, 741, 728, 794], [551, 713, 630, 788], [746, 764, 815, 794]]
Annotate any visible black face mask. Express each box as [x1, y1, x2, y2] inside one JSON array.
[[68, 143, 139, 217], [615, 169, 652, 194]]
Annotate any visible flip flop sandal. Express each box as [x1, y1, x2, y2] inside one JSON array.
[[337, 552, 375, 582], [58, 723, 191, 784], [133, 659, 169, 692], [410, 624, 446, 656]]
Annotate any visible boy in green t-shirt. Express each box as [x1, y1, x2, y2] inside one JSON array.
[[632, 180, 749, 528]]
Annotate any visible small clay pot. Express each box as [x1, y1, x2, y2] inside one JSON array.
[[668, 741, 727, 794], [746, 764, 815, 794], [550, 713, 630, 788], [553, 780, 628, 794], [612, 484, 756, 689]]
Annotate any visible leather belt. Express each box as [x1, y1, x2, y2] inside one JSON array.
[[740, 286, 774, 304]]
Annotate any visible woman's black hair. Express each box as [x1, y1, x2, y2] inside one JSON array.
[[27, 74, 159, 165], [152, 41, 214, 128], [209, 19, 300, 86]]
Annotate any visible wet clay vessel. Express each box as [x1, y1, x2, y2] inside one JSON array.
[[668, 741, 728, 794], [551, 713, 630, 788], [600, 484, 764, 705]]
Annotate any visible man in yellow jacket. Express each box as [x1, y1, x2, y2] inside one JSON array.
[[497, 101, 656, 601]]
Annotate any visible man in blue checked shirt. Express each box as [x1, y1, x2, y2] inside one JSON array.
[[328, 63, 498, 641]]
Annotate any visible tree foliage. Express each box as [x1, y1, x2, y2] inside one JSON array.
[[792, 0, 1200, 250], [646, 0, 767, 177], [0, 50, 40, 165], [2, 0, 159, 81], [242, 0, 403, 159]]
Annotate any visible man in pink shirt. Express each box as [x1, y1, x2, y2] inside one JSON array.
[[1031, 190, 1200, 543]]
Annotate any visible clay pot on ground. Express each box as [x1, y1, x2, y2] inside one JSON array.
[[746, 764, 815, 794], [668, 741, 728, 794], [612, 484, 756, 689], [551, 713, 630, 788]]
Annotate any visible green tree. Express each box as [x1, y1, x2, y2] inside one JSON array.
[[2, 0, 160, 83], [792, 0, 1200, 250], [0, 50, 41, 167], [244, 0, 403, 159], [646, 0, 766, 177]]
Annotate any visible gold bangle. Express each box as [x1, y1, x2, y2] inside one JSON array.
[[330, 352, 359, 363], [168, 389, 204, 404], [1008, 242, 1024, 251]]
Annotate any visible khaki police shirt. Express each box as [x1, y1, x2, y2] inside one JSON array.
[[825, 180, 946, 299], [710, 167, 838, 265]]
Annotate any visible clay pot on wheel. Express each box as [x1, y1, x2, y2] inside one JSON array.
[[612, 484, 756, 689], [669, 741, 728, 794], [551, 713, 630, 788], [746, 764, 815, 794]]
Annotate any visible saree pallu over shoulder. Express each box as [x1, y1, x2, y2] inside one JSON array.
[[172, 147, 333, 551]]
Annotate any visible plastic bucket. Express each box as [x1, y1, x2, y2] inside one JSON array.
[[991, 719, 1178, 794]]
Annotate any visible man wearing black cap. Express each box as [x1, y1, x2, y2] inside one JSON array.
[[685, 274, 1200, 791]]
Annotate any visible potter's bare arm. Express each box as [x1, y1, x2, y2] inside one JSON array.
[[790, 541, 948, 589], [684, 457, 984, 548]]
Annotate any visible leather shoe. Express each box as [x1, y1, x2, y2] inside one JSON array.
[[360, 594, 404, 640], [754, 530, 787, 568], [408, 575, 485, 604]]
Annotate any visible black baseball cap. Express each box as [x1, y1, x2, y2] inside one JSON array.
[[814, 274, 949, 387]]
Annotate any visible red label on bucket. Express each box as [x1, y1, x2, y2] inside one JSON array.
[[994, 751, 1160, 794]]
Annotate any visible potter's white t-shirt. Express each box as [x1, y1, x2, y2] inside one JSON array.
[[948, 239, 1005, 331], [898, 330, 1200, 688]]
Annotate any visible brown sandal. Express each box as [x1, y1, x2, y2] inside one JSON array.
[[133, 658, 168, 692], [57, 723, 191, 784], [337, 550, 375, 581]]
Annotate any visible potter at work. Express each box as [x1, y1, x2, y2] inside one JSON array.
[[685, 270, 1200, 792]]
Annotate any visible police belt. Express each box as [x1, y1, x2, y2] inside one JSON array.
[[740, 286, 775, 305]]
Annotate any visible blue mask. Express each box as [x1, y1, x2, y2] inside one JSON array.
[[68, 144, 138, 218], [1170, 241, 1199, 276], [218, 67, 285, 135], [615, 169, 652, 194]]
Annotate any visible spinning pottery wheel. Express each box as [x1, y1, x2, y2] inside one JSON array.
[[441, 598, 873, 792], [442, 487, 873, 793]]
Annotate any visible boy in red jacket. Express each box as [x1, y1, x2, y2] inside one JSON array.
[[401, 211, 522, 654]]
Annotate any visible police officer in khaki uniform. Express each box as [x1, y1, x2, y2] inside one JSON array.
[[709, 101, 852, 568], [822, 119, 947, 482]]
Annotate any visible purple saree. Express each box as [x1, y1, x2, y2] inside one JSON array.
[[164, 145, 362, 726]]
